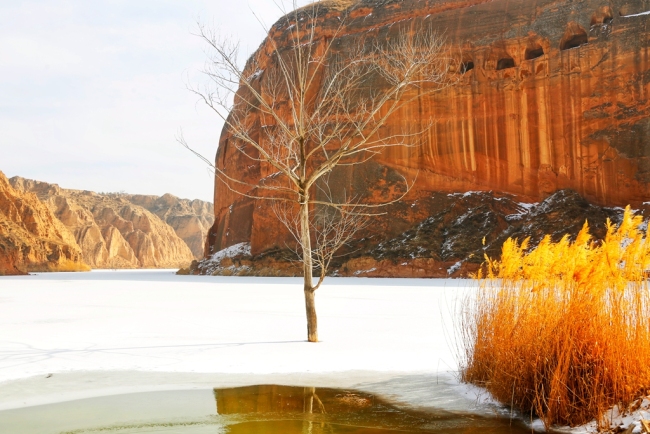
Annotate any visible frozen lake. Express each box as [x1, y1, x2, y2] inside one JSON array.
[[0, 270, 506, 433]]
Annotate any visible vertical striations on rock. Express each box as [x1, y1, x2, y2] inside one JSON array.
[[204, 0, 650, 276], [0, 171, 88, 275]]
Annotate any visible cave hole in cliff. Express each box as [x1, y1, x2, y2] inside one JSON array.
[[591, 15, 613, 25], [525, 47, 544, 60], [591, 6, 614, 25], [560, 30, 588, 51], [460, 61, 474, 73], [496, 57, 516, 70]]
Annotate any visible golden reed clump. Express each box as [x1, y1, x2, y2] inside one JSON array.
[[460, 206, 650, 429]]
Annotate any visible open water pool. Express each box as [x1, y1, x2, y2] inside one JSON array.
[[0, 384, 532, 434]]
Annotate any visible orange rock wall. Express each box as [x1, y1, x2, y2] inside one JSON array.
[[0, 171, 87, 275], [381, 0, 650, 206], [209, 0, 650, 256]]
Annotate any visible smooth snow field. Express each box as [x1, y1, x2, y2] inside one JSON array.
[[0, 270, 513, 433]]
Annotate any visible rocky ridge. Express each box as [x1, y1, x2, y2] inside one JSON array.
[[193, 189, 641, 278], [0, 171, 88, 275], [203, 0, 650, 276], [9, 177, 196, 269]]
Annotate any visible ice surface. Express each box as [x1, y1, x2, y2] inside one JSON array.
[[1, 271, 633, 432], [0, 271, 469, 379], [0, 271, 478, 407]]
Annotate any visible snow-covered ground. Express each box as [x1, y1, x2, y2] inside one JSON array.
[[0, 270, 467, 378], [0, 271, 484, 412], [3, 270, 646, 433]]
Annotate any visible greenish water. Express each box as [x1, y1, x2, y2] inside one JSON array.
[[0, 385, 533, 434]]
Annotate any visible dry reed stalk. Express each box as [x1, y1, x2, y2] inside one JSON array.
[[460, 207, 650, 429]]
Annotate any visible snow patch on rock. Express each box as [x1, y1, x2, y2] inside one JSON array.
[[210, 242, 251, 262], [198, 242, 252, 275], [354, 267, 377, 275], [622, 10, 650, 18], [447, 261, 462, 275]]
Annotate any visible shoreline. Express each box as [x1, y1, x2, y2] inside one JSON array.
[[0, 370, 491, 413]]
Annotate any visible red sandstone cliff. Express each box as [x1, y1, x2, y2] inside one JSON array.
[[204, 0, 650, 275], [0, 171, 88, 275]]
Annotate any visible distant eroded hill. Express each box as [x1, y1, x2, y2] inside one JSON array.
[[9, 177, 203, 269], [123, 194, 214, 259]]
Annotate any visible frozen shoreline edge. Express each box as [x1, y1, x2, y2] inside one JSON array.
[[0, 369, 480, 412]]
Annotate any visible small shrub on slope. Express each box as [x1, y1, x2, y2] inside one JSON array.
[[461, 206, 650, 429]]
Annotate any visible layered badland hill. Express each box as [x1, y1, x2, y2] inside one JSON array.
[[124, 194, 214, 259], [201, 0, 650, 276], [0, 171, 87, 275], [9, 177, 203, 270]]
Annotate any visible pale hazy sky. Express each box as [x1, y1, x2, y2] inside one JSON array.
[[1, 1, 309, 202]]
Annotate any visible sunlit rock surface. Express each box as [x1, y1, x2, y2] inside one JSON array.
[[0, 171, 87, 275], [125, 193, 214, 259], [204, 0, 650, 276], [10, 177, 195, 269]]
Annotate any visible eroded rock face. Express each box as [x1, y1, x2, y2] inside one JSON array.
[[205, 0, 650, 276], [0, 171, 87, 274], [195, 189, 634, 277], [338, 189, 628, 277], [124, 194, 214, 259], [10, 177, 195, 269]]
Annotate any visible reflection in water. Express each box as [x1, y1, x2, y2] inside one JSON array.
[[214, 385, 532, 434], [226, 420, 418, 434], [0, 385, 535, 433]]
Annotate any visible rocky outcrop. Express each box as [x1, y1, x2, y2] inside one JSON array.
[[9, 177, 195, 269], [204, 0, 650, 276], [194, 189, 634, 277], [123, 194, 214, 259], [0, 171, 88, 275], [338, 189, 628, 277]]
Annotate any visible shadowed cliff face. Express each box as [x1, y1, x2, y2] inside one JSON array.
[[206, 0, 650, 273], [0, 172, 88, 275]]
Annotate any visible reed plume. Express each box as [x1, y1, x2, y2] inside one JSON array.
[[461, 206, 650, 429]]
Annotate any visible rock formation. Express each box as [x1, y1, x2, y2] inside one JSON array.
[[196, 189, 640, 277], [9, 177, 195, 269], [202, 0, 650, 277], [123, 194, 214, 259], [0, 171, 88, 275]]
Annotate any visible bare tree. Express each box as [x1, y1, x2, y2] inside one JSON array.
[[181, 0, 457, 342]]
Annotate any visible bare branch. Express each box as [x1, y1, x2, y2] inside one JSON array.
[[182, 6, 456, 342]]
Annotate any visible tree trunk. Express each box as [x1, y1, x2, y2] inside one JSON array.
[[304, 286, 317, 342], [300, 192, 318, 342]]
